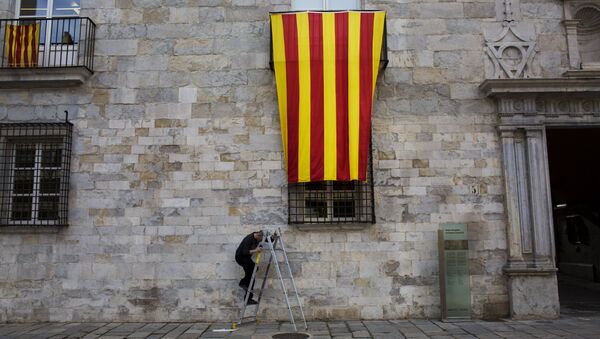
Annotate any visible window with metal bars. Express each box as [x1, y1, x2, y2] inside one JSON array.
[[0, 122, 72, 227], [288, 152, 375, 224]]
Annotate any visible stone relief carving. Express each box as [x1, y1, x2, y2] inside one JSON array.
[[564, 1, 600, 69], [485, 26, 537, 79], [485, 0, 538, 79], [497, 97, 600, 116]]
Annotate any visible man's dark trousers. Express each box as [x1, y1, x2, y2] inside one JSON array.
[[235, 255, 255, 299]]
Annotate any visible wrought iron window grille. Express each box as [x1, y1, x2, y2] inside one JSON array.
[[288, 147, 375, 224], [0, 122, 73, 227]]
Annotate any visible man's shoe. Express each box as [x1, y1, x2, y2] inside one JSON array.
[[246, 299, 258, 305]]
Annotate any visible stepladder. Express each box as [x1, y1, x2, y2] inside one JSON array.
[[238, 228, 307, 331]]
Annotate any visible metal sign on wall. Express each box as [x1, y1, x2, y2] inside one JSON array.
[[438, 223, 471, 319]]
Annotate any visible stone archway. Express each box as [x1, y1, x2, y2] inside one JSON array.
[[564, 1, 600, 71], [575, 6, 600, 68], [481, 77, 600, 318]]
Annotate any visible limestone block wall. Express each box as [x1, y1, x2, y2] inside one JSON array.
[[520, 0, 569, 76], [0, 0, 567, 322], [0, 0, 15, 19]]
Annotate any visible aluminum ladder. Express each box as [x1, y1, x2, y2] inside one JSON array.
[[237, 228, 307, 331]]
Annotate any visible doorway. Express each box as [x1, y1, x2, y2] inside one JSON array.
[[547, 128, 600, 314]]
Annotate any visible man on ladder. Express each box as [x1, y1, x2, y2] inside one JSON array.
[[236, 228, 307, 331], [235, 230, 265, 305]]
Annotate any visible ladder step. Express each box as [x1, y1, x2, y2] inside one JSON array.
[[241, 285, 261, 292]]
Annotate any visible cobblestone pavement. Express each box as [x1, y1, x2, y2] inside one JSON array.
[[2, 316, 600, 339]]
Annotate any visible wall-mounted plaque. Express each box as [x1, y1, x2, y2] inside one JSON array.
[[438, 223, 471, 319]]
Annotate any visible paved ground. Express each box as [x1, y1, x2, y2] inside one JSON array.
[[2, 316, 600, 339], [558, 273, 600, 315]]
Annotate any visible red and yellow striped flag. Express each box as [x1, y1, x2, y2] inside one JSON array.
[[271, 11, 385, 183], [5, 23, 41, 68]]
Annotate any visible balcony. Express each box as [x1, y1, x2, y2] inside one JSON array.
[[0, 17, 96, 88]]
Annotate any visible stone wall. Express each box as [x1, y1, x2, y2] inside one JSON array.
[[0, 0, 15, 19], [0, 0, 568, 322]]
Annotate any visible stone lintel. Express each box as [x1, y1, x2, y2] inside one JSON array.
[[0, 226, 64, 234], [482, 79, 600, 121], [0, 67, 93, 88], [562, 69, 600, 78], [504, 266, 557, 276], [293, 223, 373, 231], [498, 125, 543, 132], [479, 78, 600, 97]]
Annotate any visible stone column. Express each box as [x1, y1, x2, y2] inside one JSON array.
[[525, 128, 554, 268], [564, 20, 581, 69], [499, 129, 525, 265], [500, 126, 559, 319]]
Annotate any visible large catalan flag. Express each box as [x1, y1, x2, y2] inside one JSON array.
[[271, 11, 385, 183], [5, 23, 41, 68]]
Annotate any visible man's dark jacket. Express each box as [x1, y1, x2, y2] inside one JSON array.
[[236, 232, 259, 258]]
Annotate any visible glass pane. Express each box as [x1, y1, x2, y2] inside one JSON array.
[[40, 170, 61, 194], [52, 0, 80, 16], [305, 181, 327, 191], [14, 145, 36, 168], [13, 170, 34, 194], [333, 181, 355, 191], [292, 0, 325, 10], [19, 0, 48, 17], [333, 200, 355, 218], [41, 145, 62, 167], [11, 196, 32, 221], [38, 196, 59, 220], [328, 0, 361, 10], [306, 200, 327, 218], [49, 18, 80, 44]]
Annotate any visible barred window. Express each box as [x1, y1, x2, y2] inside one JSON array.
[[0, 123, 72, 227], [288, 152, 375, 224]]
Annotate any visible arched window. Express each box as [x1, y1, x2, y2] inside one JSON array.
[[575, 6, 600, 68]]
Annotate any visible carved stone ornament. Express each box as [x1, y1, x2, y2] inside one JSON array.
[[485, 0, 537, 79], [485, 24, 537, 79], [480, 77, 600, 126], [497, 97, 600, 117]]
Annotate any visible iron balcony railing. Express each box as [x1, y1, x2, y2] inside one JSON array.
[[0, 17, 96, 72]]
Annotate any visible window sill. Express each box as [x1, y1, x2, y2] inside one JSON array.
[[292, 223, 374, 231], [0, 225, 66, 233], [0, 67, 92, 88]]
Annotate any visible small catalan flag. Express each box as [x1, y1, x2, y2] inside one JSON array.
[[5, 22, 41, 68]]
